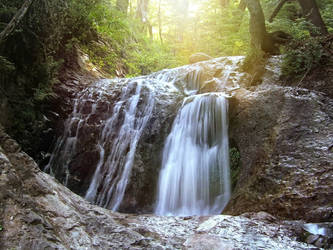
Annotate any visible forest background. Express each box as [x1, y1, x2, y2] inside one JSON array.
[[0, 0, 332, 159]]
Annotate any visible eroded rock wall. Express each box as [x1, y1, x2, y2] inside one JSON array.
[[226, 85, 333, 222]]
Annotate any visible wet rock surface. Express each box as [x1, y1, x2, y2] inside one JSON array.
[[302, 222, 333, 248], [226, 84, 333, 222], [0, 128, 312, 249], [46, 77, 183, 213], [43, 56, 332, 223], [44, 57, 244, 213], [189, 52, 213, 64]]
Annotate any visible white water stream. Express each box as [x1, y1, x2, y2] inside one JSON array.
[[155, 93, 230, 216], [85, 80, 155, 210]]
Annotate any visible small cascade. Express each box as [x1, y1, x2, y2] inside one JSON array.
[[44, 85, 103, 186], [45, 78, 157, 211], [155, 93, 230, 216], [85, 80, 154, 210]]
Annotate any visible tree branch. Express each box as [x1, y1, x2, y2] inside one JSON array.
[[239, 0, 246, 11], [0, 0, 35, 44], [269, 0, 289, 23]]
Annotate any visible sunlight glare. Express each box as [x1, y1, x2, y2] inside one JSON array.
[[188, 1, 200, 17]]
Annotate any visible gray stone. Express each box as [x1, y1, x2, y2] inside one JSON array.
[[225, 85, 333, 222], [0, 128, 312, 249], [306, 234, 320, 244], [189, 53, 213, 64]]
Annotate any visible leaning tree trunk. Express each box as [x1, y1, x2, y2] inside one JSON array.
[[297, 0, 328, 35], [220, 0, 229, 7], [136, 0, 153, 38], [244, 0, 268, 51], [116, 0, 129, 14], [269, 0, 288, 23], [0, 0, 35, 44], [137, 0, 149, 23], [158, 0, 163, 43]]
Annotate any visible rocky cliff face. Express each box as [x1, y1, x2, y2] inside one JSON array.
[[45, 56, 333, 222], [0, 126, 312, 249], [226, 84, 333, 222]]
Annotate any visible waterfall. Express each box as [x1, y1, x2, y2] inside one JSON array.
[[45, 56, 243, 213], [85, 80, 154, 210], [45, 78, 156, 211], [155, 93, 230, 216]]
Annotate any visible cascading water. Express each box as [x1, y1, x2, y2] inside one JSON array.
[[45, 78, 159, 211], [45, 56, 246, 213], [85, 80, 154, 210], [155, 93, 230, 216]]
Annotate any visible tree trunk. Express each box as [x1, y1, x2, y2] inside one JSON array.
[[136, 0, 153, 38], [137, 0, 149, 23], [220, 0, 229, 7], [116, 0, 129, 14], [244, 0, 268, 51], [0, 0, 35, 44], [269, 0, 288, 23], [239, 0, 246, 11], [158, 0, 163, 43], [297, 0, 328, 35]]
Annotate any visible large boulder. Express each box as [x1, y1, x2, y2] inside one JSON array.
[[225, 85, 333, 222]]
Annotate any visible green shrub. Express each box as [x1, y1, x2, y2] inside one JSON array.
[[281, 36, 324, 80], [229, 147, 241, 191]]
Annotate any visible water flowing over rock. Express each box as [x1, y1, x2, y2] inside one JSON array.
[[45, 57, 242, 213], [84, 80, 155, 210], [44, 55, 333, 221], [0, 127, 313, 249], [156, 93, 230, 216], [45, 76, 181, 211], [189, 52, 213, 64]]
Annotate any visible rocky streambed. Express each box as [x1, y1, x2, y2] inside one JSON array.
[[0, 127, 317, 249]]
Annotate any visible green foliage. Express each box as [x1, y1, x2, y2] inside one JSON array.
[[80, 3, 179, 76], [229, 147, 241, 191], [262, 0, 332, 80], [125, 36, 180, 76], [0, 0, 100, 157], [282, 36, 324, 79], [0, 224, 2, 231], [0, 0, 179, 157], [320, 2, 333, 33]]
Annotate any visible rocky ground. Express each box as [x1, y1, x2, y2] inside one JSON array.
[[0, 126, 315, 249]]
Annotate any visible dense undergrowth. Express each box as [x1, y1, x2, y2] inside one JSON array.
[[242, 0, 332, 81], [0, 0, 179, 158], [266, 0, 333, 80]]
